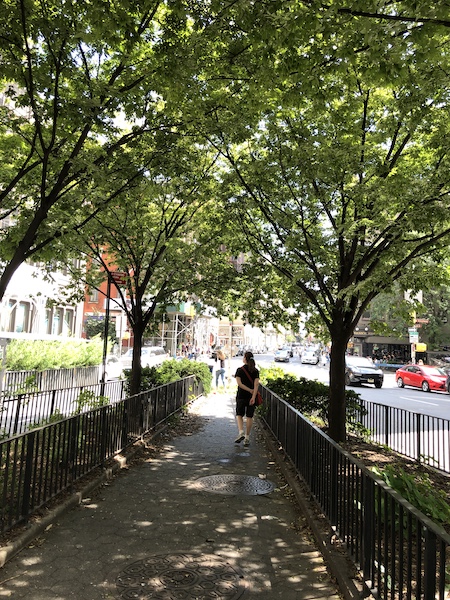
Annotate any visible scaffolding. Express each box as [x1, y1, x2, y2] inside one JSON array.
[[150, 312, 218, 357]]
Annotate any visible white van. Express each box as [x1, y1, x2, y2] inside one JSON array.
[[120, 346, 168, 370]]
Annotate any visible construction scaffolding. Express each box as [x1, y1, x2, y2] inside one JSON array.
[[151, 312, 218, 357]]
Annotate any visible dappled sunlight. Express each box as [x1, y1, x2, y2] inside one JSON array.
[[16, 556, 43, 567], [0, 392, 341, 599], [80, 503, 99, 510]]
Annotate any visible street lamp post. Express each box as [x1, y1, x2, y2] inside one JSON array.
[[100, 275, 111, 394], [229, 319, 233, 381]]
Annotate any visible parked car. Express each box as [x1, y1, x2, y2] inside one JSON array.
[[345, 355, 383, 388], [120, 346, 168, 370], [301, 350, 319, 365], [274, 348, 290, 362], [101, 355, 123, 380], [396, 364, 447, 392]]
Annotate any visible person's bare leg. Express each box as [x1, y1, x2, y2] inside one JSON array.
[[244, 417, 253, 446], [235, 416, 245, 443]]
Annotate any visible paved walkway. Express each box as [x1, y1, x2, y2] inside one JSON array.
[[0, 392, 344, 599]]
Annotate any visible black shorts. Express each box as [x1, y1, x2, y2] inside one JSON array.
[[236, 397, 256, 418]]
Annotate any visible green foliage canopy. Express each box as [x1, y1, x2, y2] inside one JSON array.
[[161, 1, 450, 440]]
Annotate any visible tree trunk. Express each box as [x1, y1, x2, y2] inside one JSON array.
[[0, 205, 51, 301], [129, 324, 144, 396], [328, 327, 352, 443]]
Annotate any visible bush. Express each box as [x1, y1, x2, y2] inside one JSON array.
[[5, 338, 103, 370], [123, 358, 212, 395], [259, 367, 366, 433], [372, 464, 450, 529]]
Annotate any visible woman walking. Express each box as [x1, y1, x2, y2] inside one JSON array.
[[215, 349, 226, 387], [234, 351, 260, 447]]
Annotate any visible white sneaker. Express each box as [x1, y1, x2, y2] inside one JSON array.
[[234, 433, 245, 444], [244, 437, 250, 447]]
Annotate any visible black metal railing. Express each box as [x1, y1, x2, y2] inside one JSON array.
[[0, 380, 126, 437], [261, 385, 450, 600], [354, 399, 450, 474], [0, 376, 202, 534]]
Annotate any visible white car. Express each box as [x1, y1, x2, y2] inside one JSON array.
[[301, 350, 319, 365], [99, 354, 124, 381], [274, 348, 290, 362], [120, 346, 168, 370]]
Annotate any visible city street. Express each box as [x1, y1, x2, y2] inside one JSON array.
[[237, 353, 450, 421], [230, 352, 450, 473]]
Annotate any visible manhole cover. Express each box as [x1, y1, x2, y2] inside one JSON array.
[[115, 552, 245, 599], [193, 474, 275, 495]]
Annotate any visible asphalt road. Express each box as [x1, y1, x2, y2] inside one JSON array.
[[239, 353, 450, 472], [243, 353, 450, 421]]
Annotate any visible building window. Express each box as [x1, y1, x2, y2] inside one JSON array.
[[45, 308, 51, 334], [51, 307, 64, 335], [89, 289, 99, 302], [64, 309, 74, 334], [15, 302, 30, 333], [8, 300, 16, 331]]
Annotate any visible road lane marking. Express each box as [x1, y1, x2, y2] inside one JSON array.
[[400, 396, 439, 406]]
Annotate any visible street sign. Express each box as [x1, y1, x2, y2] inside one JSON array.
[[111, 271, 127, 286], [409, 331, 419, 343]]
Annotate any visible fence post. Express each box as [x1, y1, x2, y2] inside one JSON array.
[[423, 527, 437, 600], [362, 476, 375, 586], [49, 389, 57, 417], [121, 400, 128, 450], [99, 406, 108, 462], [416, 412, 422, 464], [384, 404, 389, 447], [12, 394, 23, 436], [329, 445, 339, 525], [68, 416, 79, 485], [21, 431, 36, 519]]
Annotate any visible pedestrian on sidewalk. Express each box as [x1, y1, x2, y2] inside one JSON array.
[[234, 350, 260, 447], [215, 349, 226, 388]]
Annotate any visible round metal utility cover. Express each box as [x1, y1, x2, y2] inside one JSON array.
[[115, 552, 245, 599], [194, 474, 275, 496]]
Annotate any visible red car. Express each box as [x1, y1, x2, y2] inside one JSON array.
[[395, 364, 447, 392]]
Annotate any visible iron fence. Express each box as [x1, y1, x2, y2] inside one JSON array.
[[0, 366, 100, 394], [261, 385, 450, 600], [0, 380, 126, 437], [0, 376, 202, 534], [355, 399, 450, 474]]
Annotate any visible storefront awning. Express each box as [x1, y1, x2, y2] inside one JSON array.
[[363, 336, 409, 345]]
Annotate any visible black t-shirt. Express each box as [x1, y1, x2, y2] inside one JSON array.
[[235, 366, 260, 400]]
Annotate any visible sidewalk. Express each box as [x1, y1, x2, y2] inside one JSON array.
[[0, 391, 345, 599]]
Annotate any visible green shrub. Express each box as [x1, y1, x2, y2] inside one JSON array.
[[5, 338, 103, 370], [73, 390, 109, 414], [123, 358, 212, 395], [259, 368, 366, 433], [372, 464, 450, 528]]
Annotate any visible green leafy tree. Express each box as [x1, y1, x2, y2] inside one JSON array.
[[166, 2, 450, 441], [61, 140, 240, 395], [84, 317, 117, 345], [0, 0, 178, 300]]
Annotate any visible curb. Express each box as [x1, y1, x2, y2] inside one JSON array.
[[258, 419, 365, 600]]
